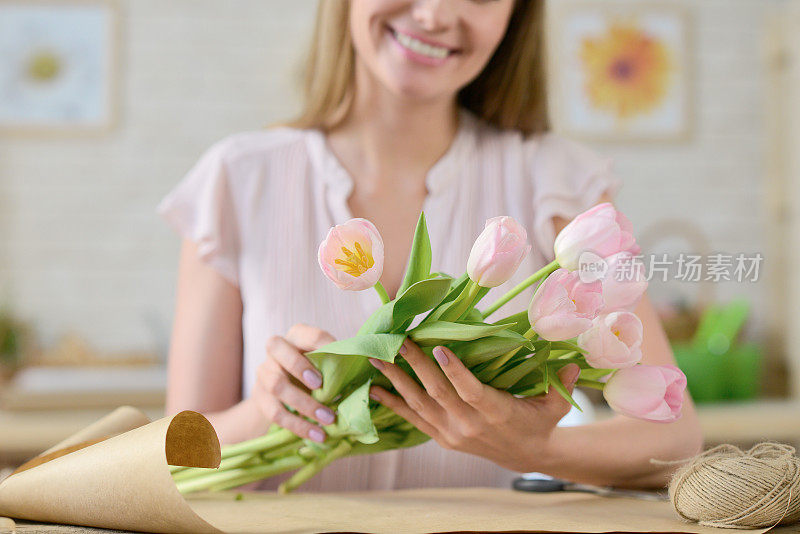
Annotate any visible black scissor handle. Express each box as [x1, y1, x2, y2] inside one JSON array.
[[512, 477, 567, 493]]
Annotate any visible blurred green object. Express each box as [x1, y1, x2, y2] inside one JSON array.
[[0, 308, 26, 379], [671, 299, 762, 403]]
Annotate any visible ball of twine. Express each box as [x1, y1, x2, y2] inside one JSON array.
[[666, 442, 800, 529]]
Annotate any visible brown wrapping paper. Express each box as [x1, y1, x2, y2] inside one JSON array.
[[0, 407, 222, 533], [0, 407, 784, 534]]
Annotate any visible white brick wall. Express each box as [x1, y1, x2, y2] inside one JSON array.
[[0, 0, 776, 357]]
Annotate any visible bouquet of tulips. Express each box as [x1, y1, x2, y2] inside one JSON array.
[[172, 203, 687, 494]]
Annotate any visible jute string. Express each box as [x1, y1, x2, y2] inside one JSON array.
[[654, 442, 800, 529]]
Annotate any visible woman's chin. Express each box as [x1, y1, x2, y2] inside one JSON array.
[[379, 71, 456, 103]]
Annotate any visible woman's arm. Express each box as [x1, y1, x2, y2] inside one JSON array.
[[534, 209, 704, 488], [165, 239, 338, 445], [165, 239, 269, 443]]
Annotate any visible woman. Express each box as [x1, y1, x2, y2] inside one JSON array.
[[157, 0, 703, 491]]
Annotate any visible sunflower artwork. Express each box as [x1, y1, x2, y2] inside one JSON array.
[[554, 5, 690, 141]]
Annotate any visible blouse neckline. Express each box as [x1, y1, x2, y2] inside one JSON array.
[[305, 107, 478, 222], [305, 108, 479, 308]]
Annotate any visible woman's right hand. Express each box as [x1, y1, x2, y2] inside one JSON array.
[[252, 323, 338, 443]]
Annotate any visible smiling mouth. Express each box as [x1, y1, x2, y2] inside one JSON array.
[[389, 27, 454, 60]]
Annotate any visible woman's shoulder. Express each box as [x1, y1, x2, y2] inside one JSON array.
[[199, 126, 314, 169]]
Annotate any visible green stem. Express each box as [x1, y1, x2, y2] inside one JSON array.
[[175, 455, 305, 494], [374, 281, 390, 304], [440, 279, 481, 322], [575, 378, 605, 391], [220, 427, 298, 460], [278, 439, 353, 494], [483, 328, 537, 373], [481, 260, 559, 320], [172, 452, 259, 482]]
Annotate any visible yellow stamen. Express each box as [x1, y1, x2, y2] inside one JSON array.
[[334, 241, 374, 277]]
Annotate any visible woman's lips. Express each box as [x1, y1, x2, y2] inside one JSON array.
[[387, 26, 457, 67]]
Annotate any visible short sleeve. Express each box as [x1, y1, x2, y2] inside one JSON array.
[[529, 133, 622, 261], [156, 137, 241, 287]]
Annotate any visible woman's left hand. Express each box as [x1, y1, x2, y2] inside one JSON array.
[[368, 339, 581, 473]]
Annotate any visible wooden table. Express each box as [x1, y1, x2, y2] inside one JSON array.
[[3, 488, 800, 534]]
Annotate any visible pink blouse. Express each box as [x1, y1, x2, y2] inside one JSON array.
[[156, 109, 621, 491]]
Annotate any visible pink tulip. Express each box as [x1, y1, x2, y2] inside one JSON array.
[[467, 216, 531, 288], [601, 252, 648, 312], [603, 364, 686, 423], [554, 203, 640, 271], [528, 268, 604, 341], [577, 311, 643, 368], [318, 218, 384, 291]]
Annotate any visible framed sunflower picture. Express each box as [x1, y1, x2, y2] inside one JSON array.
[[550, 2, 692, 142], [0, 0, 119, 135]]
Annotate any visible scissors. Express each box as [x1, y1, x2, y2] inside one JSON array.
[[512, 476, 668, 502]]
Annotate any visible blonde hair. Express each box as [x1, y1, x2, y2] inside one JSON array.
[[288, 0, 549, 136]]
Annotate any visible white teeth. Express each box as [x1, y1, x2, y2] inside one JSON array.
[[393, 30, 450, 60]]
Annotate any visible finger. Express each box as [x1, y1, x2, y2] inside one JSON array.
[[369, 386, 441, 439], [398, 339, 463, 411], [431, 345, 508, 419], [256, 395, 327, 443], [257, 361, 335, 426], [285, 323, 336, 351], [265, 334, 323, 390], [369, 357, 444, 425]]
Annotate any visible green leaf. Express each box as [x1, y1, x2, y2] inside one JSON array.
[[578, 367, 613, 381], [334, 380, 378, 444], [358, 276, 452, 335], [307, 334, 406, 403], [357, 276, 452, 335], [489, 345, 550, 390], [390, 276, 452, 332], [548, 362, 583, 412], [419, 272, 469, 325], [408, 321, 514, 346], [462, 307, 484, 323], [491, 310, 531, 335], [308, 334, 406, 361], [396, 212, 432, 296], [449, 330, 533, 368]]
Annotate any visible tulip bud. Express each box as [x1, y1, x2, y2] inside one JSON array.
[[601, 252, 648, 312], [318, 218, 384, 291], [577, 311, 643, 369], [467, 216, 531, 288], [603, 364, 686, 423], [527, 268, 603, 341], [554, 203, 640, 271]]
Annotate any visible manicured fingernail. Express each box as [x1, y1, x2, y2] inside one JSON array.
[[369, 391, 380, 401], [398, 342, 408, 355], [315, 407, 335, 425], [433, 346, 449, 366], [308, 428, 326, 443], [302, 369, 322, 389], [369, 358, 385, 370]]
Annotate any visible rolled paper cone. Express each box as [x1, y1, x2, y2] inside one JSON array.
[[0, 409, 223, 534]]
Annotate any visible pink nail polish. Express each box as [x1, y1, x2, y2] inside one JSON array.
[[398, 343, 408, 356], [302, 369, 322, 389], [315, 407, 335, 425], [369, 392, 380, 401], [369, 358, 385, 370], [308, 428, 326, 443], [433, 346, 449, 366]]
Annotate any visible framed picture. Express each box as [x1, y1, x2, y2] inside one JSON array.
[[0, 0, 119, 135], [550, 2, 692, 142]]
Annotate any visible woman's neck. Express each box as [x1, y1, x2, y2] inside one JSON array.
[[326, 64, 460, 197]]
